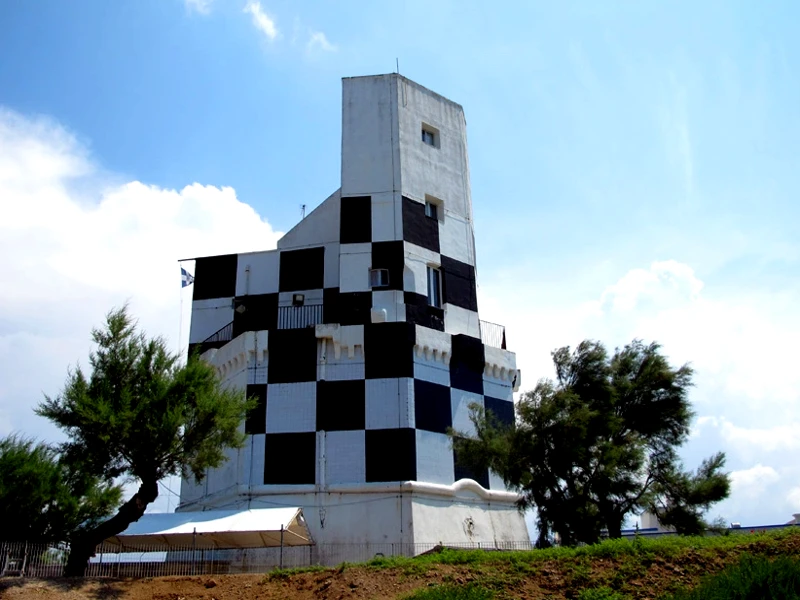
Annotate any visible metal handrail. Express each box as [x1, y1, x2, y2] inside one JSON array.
[[202, 321, 233, 344], [479, 320, 506, 349], [278, 304, 324, 329]]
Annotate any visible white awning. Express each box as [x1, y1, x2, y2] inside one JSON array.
[[103, 507, 312, 550]]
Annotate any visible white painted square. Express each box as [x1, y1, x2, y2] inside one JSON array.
[[365, 378, 414, 429], [266, 382, 317, 433], [451, 388, 484, 437], [189, 298, 234, 343], [443, 304, 480, 339], [235, 250, 279, 296], [371, 193, 397, 242], [339, 251, 372, 293], [415, 430, 454, 485], [323, 430, 366, 484], [438, 213, 474, 266]]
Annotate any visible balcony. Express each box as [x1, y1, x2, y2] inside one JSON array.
[[479, 320, 506, 349], [278, 304, 324, 329]]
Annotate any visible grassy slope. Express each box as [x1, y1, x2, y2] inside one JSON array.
[[268, 528, 800, 599]]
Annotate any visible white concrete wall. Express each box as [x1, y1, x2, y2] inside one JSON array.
[[396, 77, 473, 232], [235, 250, 279, 296], [339, 242, 371, 293], [341, 76, 400, 197], [410, 495, 528, 546], [189, 298, 234, 343], [178, 482, 526, 553]]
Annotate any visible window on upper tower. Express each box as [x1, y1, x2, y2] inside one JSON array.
[[427, 266, 442, 308], [369, 268, 389, 288], [425, 201, 438, 220], [421, 124, 439, 148]]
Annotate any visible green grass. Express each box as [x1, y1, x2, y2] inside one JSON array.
[[663, 554, 800, 600], [364, 528, 800, 572], [403, 583, 495, 599], [260, 528, 800, 596]]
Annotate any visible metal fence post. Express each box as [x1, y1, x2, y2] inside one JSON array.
[[279, 525, 284, 570], [192, 528, 197, 576]]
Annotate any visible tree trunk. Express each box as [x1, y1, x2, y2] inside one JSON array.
[[605, 516, 623, 539], [64, 479, 158, 577]]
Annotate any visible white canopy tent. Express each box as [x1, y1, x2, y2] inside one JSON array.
[[103, 507, 313, 550]]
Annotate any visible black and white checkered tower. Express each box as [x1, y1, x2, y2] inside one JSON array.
[[180, 74, 528, 551]]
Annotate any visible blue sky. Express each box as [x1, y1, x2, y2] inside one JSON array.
[[1, 0, 799, 526]]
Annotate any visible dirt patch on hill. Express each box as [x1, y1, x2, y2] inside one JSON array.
[[3, 535, 800, 600]]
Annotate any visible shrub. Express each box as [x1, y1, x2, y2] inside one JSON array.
[[665, 554, 800, 600], [576, 586, 626, 600]]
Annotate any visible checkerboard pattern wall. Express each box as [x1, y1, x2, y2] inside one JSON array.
[[231, 322, 515, 489], [187, 192, 515, 492]]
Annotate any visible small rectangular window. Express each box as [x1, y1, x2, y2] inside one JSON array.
[[427, 266, 441, 308], [421, 124, 438, 147], [425, 201, 438, 220], [369, 268, 389, 288]]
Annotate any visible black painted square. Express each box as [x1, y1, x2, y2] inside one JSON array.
[[453, 437, 490, 488], [402, 196, 440, 253], [193, 254, 238, 301], [340, 196, 372, 244], [365, 428, 417, 482], [337, 291, 373, 326], [245, 384, 267, 435], [370, 241, 405, 291], [441, 255, 478, 312], [316, 380, 366, 431], [364, 322, 415, 379], [279, 247, 325, 292], [404, 292, 445, 332], [484, 397, 514, 428], [232, 293, 279, 337], [414, 380, 452, 434], [450, 334, 485, 394], [264, 432, 316, 484], [267, 328, 318, 383]]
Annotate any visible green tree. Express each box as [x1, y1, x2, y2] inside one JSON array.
[[37, 306, 253, 576], [456, 339, 730, 546], [0, 435, 121, 543]]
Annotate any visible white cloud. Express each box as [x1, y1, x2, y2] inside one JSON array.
[[787, 487, 800, 510], [730, 464, 779, 499], [185, 0, 213, 15], [243, 1, 279, 41], [0, 106, 282, 444], [307, 31, 336, 53]]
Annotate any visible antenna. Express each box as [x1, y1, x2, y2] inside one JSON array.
[[301, 204, 306, 219], [396, 58, 399, 74]]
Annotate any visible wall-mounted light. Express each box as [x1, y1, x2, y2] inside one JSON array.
[[292, 294, 305, 307]]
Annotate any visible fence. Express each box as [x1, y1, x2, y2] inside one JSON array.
[[0, 540, 534, 579], [479, 320, 506, 349], [278, 304, 324, 329]]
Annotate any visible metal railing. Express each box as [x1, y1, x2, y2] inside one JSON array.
[[202, 321, 234, 344], [278, 304, 324, 329], [479, 320, 506, 349], [0, 540, 535, 579]]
